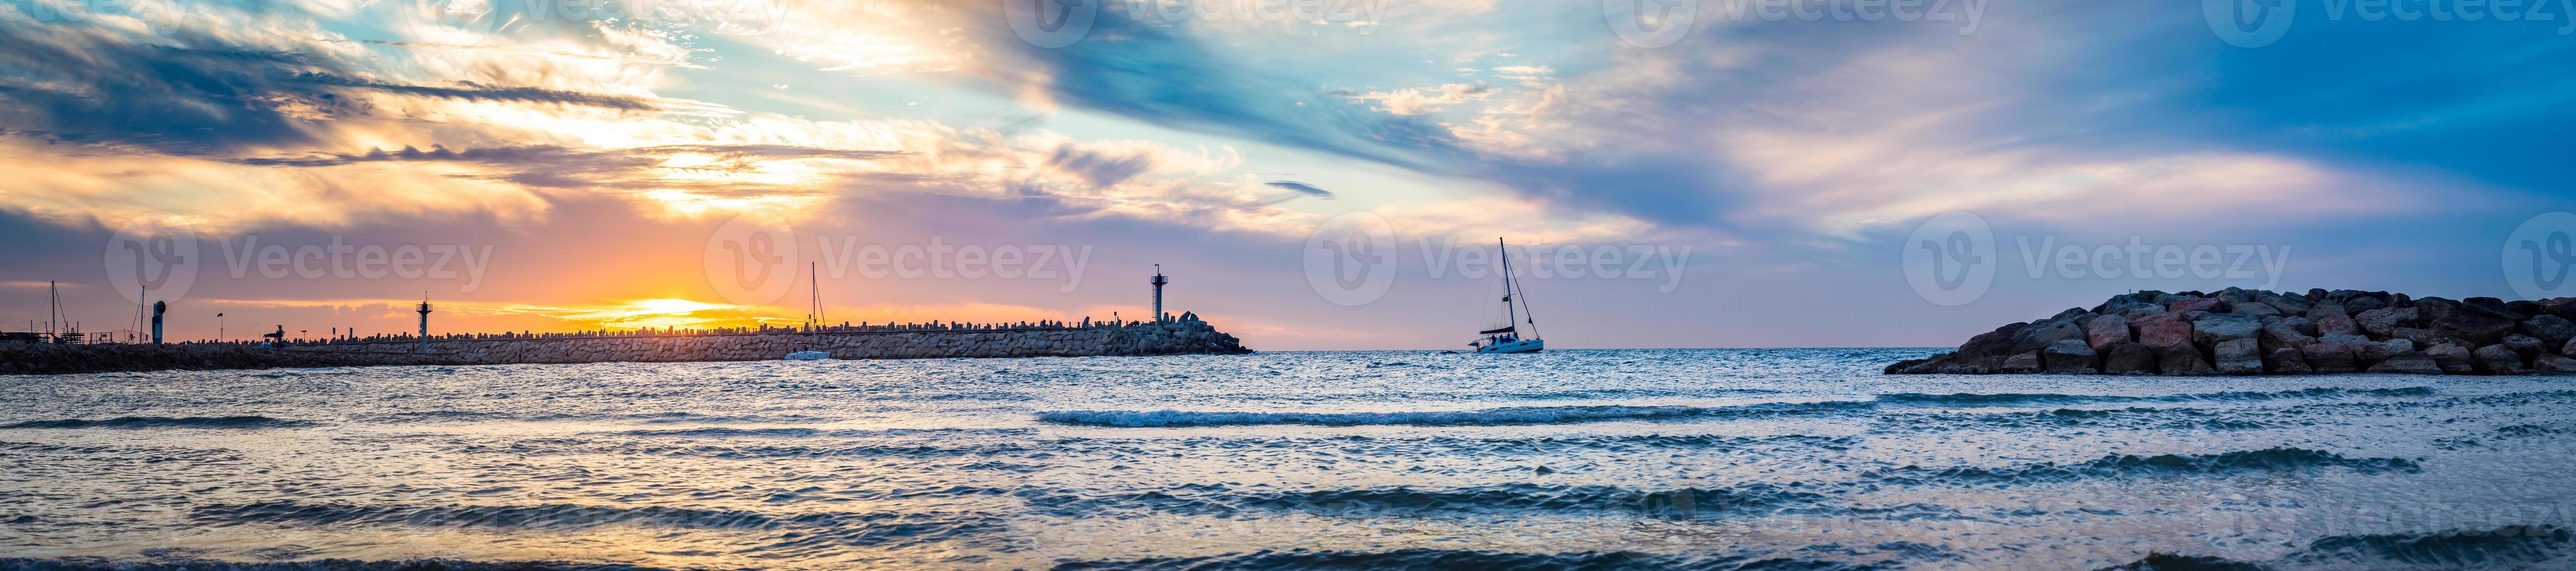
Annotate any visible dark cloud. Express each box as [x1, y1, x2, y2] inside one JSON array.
[[288, 73, 660, 111], [0, 17, 678, 157], [1263, 181, 1334, 199], [231, 143, 909, 191]]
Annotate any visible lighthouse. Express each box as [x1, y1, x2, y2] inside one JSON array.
[[1150, 265, 1168, 323], [416, 298, 433, 353]]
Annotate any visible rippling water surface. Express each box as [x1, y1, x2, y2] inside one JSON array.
[[5, 348, 2575, 570]]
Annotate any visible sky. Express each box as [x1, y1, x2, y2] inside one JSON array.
[[0, 0, 2571, 350]]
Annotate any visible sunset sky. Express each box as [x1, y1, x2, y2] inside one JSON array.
[[2, 0, 2571, 350]]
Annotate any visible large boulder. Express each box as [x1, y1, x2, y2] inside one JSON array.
[[2473, 344, 2525, 375], [2138, 319, 2195, 352], [2504, 334, 2549, 358], [2354, 307, 2419, 339], [2169, 298, 2222, 313], [2106, 301, 2167, 321], [2158, 345, 2215, 376], [2567, 337, 2576, 358], [2315, 314, 2361, 337], [2462, 297, 2525, 320], [2416, 297, 2461, 323], [2008, 320, 2086, 355], [2260, 322, 2318, 354], [2001, 351, 2042, 373], [2085, 314, 2132, 352], [2392, 327, 2441, 347], [2306, 301, 2349, 320], [1956, 322, 2033, 357], [2426, 343, 2476, 375], [2213, 339, 2263, 375], [2232, 301, 2282, 319], [2043, 340, 2096, 373], [2357, 339, 2416, 367], [2265, 347, 2313, 375], [2434, 314, 2518, 346], [2193, 313, 2264, 351], [2537, 354, 2576, 375], [2523, 315, 2576, 347], [2367, 352, 2444, 375], [2304, 343, 2359, 373], [2344, 295, 2388, 315], [2257, 291, 2314, 316], [2102, 343, 2157, 375]]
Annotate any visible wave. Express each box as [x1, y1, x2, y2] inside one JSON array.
[[2098, 525, 2574, 570], [1871, 447, 2420, 486], [1879, 407, 2286, 432], [0, 415, 316, 429], [1034, 400, 1875, 427], [1053, 548, 1894, 571], [1876, 386, 2434, 408], [596, 427, 1033, 438], [0, 559, 675, 571], [1015, 482, 1833, 519], [192, 501, 1006, 550]]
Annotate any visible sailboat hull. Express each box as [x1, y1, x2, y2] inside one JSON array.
[[783, 351, 831, 361], [1477, 339, 1545, 354]]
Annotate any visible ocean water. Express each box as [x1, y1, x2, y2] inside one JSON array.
[[3, 348, 2574, 570]]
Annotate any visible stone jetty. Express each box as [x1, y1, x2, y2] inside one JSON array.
[[0, 313, 1249, 375], [1888, 288, 2576, 376]]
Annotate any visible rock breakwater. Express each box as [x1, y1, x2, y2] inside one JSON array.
[[0, 313, 1248, 375], [1888, 288, 2576, 376]]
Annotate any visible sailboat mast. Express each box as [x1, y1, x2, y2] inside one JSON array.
[[807, 262, 823, 330], [1498, 238, 1515, 332]]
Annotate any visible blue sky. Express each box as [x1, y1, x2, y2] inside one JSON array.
[[0, 0, 2568, 349]]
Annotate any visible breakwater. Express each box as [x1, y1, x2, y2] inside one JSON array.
[[0, 313, 1248, 375], [1889, 288, 2576, 376]]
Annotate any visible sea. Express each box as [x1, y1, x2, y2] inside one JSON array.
[[2, 348, 2573, 570]]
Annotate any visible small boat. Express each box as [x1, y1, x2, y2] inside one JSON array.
[[785, 263, 832, 361], [785, 346, 830, 361], [1470, 237, 1545, 354]]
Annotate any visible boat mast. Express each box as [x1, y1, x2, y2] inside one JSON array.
[[806, 262, 823, 331], [1498, 238, 1516, 336]]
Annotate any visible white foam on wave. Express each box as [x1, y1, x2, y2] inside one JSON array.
[[1035, 401, 1869, 427]]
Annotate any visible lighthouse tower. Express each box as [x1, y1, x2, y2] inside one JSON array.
[[1150, 265, 1168, 323], [416, 298, 433, 353]]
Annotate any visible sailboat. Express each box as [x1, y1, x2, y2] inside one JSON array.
[[785, 262, 831, 361], [1470, 238, 1545, 354]]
